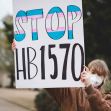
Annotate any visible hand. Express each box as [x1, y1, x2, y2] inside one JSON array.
[[81, 66, 91, 87], [11, 40, 16, 51]]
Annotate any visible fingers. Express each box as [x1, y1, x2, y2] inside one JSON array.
[[12, 40, 15, 46], [81, 70, 88, 78], [80, 70, 89, 83], [81, 77, 85, 82], [80, 74, 91, 87], [83, 65, 89, 72], [11, 40, 16, 51], [80, 75, 86, 83], [81, 65, 89, 76]]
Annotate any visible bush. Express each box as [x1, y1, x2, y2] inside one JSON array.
[[35, 90, 60, 111], [104, 80, 111, 93]]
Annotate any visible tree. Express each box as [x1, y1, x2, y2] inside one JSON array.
[[2, 15, 15, 88], [83, 0, 111, 73]]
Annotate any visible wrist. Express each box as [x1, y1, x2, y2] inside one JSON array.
[[85, 84, 91, 88], [85, 85, 95, 95], [84, 79, 91, 88]]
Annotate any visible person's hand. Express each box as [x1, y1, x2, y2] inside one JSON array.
[[11, 40, 16, 51], [81, 66, 91, 87]]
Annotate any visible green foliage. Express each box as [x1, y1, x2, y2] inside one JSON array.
[[0, 15, 15, 88], [3, 15, 14, 46], [104, 80, 111, 93], [35, 90, 60, 111], [2, 15, 14, 72]]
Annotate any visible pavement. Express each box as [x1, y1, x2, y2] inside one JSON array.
[[0, 88, 38, 111], [0, 99, 30, 111]]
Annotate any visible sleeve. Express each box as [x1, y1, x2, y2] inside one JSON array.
[[45, 88, 72, 105], [85, 85, 111, 111]]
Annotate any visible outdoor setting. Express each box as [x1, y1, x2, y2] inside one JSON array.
[[0, 0, 111, 111]]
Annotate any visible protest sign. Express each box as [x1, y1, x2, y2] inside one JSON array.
[[13, 0, 85, 88]]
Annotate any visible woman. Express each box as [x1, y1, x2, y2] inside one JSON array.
[[46, 59, 111, 111], [12, 42, 111, 111]]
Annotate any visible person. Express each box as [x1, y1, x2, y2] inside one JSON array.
[[12, 42, 111, 111], [46, 59, 111, 111]]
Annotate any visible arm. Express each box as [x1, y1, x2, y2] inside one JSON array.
[[81, 67, 111, 111], [85, 85, 111, 111], [46, 88, 87, 111], [45, 88, 72, 105]]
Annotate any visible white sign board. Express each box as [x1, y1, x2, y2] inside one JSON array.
[[13, 0, 85, 88]]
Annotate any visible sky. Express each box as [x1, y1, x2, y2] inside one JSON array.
[[0, 0, 13, 28]]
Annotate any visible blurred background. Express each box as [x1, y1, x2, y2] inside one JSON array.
[[0, 0, 111, 111]]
